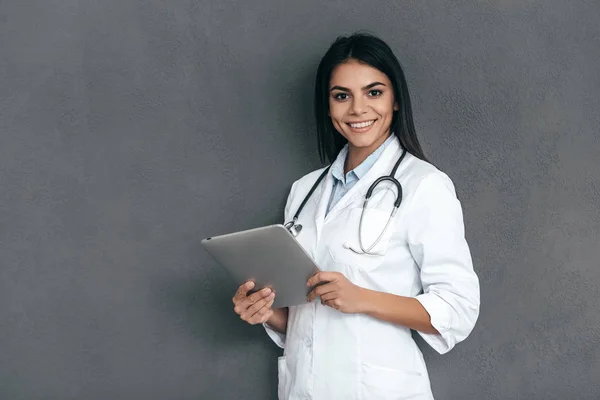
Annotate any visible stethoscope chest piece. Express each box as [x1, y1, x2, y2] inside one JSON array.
[[284, 219, 302, 237]]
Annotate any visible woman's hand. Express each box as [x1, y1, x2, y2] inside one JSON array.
[[306, 271, 367, 314], [232, 281, 275, 325]]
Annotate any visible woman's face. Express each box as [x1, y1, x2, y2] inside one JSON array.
[[328, 59, 398, 155]]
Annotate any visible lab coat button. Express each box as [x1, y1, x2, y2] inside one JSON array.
[[304, 337, 312, 347]]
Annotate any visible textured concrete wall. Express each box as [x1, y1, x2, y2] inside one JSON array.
[[1, 0, 599, 398]]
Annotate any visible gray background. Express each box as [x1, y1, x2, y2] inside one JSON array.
[[1, 0, 599, 399]]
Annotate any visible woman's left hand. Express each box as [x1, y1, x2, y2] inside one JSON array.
[[306, 271, 367, 313]]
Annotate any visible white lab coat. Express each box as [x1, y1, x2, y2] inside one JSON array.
[[264, 136, 480, 400]]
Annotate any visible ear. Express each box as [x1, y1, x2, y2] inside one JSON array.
[[393, 102, 400, 111]]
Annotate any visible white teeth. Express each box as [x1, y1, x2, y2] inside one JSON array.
[[349, 120, 375, 128]]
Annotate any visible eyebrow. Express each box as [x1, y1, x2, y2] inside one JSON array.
[[330, 82, 386, 92]]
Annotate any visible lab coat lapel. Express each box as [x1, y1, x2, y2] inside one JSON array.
[[313, 169, 334, 241], [325, 136, 402, 219]]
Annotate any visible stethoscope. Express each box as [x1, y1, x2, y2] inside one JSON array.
[[284, 147, 407, 255]]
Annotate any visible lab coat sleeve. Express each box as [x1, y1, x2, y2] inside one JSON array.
[[262, 180, 298, 348], [407, 172, 480, 354], [263, 321, 286, 348]]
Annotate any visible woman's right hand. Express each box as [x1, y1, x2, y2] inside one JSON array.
[[232, 281, 276, 325]]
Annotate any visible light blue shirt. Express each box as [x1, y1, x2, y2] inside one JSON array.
[[326, 135, 394, 215]]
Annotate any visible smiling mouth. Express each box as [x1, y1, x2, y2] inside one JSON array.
[[347, 119, 376, 129]]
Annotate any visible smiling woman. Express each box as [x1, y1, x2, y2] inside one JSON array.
[[328, 60, 399, 172], [230, 32, 480, 400]]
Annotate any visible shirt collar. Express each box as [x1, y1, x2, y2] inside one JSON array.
[[331, 134, 395, 183]]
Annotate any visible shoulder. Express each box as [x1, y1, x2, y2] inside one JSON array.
[[400, 154, 467, 241], [285, 165, 329, 204], [283, 166, 329, 217], [400, 153, 458, 201]]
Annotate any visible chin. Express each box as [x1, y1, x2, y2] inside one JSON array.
[[345, 133, 386, 150]]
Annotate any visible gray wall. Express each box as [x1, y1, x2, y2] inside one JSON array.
[[1, 0, 599, 399]]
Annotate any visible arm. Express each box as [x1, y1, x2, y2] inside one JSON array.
[[307, 272, 438, 334], [360, 290, 439, 334], [307, 173, 479, 353], [404, 173, 480, 353], [306, 273, 437, 333]]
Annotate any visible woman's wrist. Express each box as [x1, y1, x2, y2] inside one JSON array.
[[266, 307, 288, 333], [358, 288, 378, 315]]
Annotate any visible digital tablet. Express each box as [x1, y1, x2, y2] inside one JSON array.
[[201, 224, 321, 308]]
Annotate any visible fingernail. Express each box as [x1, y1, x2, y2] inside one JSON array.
[[269, 293, 275, 299]]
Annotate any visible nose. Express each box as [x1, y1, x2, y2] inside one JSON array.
[[350, 97, 367, 115]]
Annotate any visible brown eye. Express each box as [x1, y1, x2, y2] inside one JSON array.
[[368, 90, 382, 97], [333, 93, 349, 100]]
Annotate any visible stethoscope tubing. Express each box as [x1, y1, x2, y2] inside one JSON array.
[[286, 146, 407, 255]]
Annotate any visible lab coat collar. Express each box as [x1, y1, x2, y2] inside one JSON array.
[[330, 134, 395, 183], [330, 146, 348, 183], [352, 134, 395, 180]]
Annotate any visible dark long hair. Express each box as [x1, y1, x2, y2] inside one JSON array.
[[314, 32, 429, 165]]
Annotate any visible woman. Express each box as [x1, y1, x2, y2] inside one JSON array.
[[231, 33, 480, 400]]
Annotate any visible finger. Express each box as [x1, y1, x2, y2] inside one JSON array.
[[306, 271, 340, 288], [307, 282, 337, 302], [319, 291, 338, 302], [240, 286, 272, 308], [233, 300, 248, 316], [248, 297, 276, 324], [307, 271, 319, 280], [233, 296, 252, 316], [241, 286, 272, 306], [243, 295, 274, 324], [323, 298, 341, 310], [252, 309, 274, 325], [233, 283, 259, 315], [243, 292, 275, 320], [233, 281, 254, 303]]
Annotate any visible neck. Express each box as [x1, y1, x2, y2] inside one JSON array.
[[344, 133, 391, 174]]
